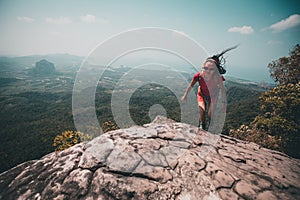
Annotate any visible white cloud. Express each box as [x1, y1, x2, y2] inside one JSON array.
[[17, 16, 35, 23], [228, 26, 254, 34], [80, 14, 109, 24], [269, 14, 300, 32], [45, 17, 72, 25], [80, 14, 96, 23]]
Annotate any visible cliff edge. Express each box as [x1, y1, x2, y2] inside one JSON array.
[[0, 116, 299, 200]]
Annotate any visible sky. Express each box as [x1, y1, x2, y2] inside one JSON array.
[[0, 0, 299, 82]]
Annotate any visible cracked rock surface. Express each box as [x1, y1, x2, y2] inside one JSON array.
[[0, 116, 300, 199]]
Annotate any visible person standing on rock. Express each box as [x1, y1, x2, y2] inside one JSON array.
[[181, 46, 238, 130]]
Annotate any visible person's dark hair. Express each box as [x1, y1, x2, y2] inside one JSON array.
[[207, 45, 238, 74]]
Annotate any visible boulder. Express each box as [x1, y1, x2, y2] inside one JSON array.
[[0, 116, 299, 199]]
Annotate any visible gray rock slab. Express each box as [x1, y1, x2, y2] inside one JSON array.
[[0, 116, 299, 200]]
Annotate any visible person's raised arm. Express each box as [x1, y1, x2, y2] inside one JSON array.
[[220, 82, 226, 102], [181, 79, 197, 102]]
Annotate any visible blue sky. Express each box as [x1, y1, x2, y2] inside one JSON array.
[[0, 0, 299, 82]]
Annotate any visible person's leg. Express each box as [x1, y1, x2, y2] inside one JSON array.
[[197, 95, 206, 129], [207, 101, 213, 127], [198, 105, 205, 128], [207, 98, 217, 129]]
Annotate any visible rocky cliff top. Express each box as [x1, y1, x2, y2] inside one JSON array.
[[0, 116, 299, 200]]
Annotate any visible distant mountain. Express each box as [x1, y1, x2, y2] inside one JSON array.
[[32, 59, 56, 75], [0, 54, 84, 78], [0, 53, 83, 71]]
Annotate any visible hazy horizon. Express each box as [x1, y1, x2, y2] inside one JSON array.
[[0, 51, 277, 83], [1, 0, 299, 83]]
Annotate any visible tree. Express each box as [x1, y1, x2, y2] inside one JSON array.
[[52, 121, 119, 151], [253, 83, 299, 153], [268, 44, 300, 85], [230, 44, 300, 158], [101, 121, 119, 133], [53, 130, 92, 151]]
